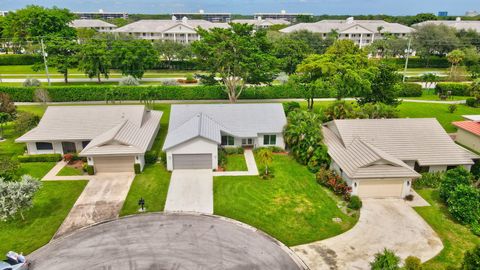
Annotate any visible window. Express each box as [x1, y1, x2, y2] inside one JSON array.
[[221, 135, 234, 146], [82, 141, 91, 148], [36, 142, 53, 150], [242, 138, 253, 145], [263, 135, 276, 145]]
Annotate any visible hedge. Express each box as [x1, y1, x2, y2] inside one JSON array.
[[0, 84, 321, 102], [17, 154, 62, 162], [384, 56, 450, 68], [0, 54, 43, 65], [396, 83, 423, 97], [435, 83, 471, 96]]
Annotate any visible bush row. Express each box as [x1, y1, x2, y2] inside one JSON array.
[[17, 154, 62, 162], [384, 56, 450, 68], [0, 84, 318, 102], [435, 83, 471, 96], [0, 54, 43, 65], [396, 83, 422, 97]]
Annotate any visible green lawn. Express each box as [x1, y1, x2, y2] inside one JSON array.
[[404, 95, 470, 101], [414, 189, 480, 270], [120, 163, 171, 215], [17, 162, 56, 179], [225, 154, 248, 171], [0, 181, 87, 255], [214, 154, 358, 246], [57, 165, 84, 176]]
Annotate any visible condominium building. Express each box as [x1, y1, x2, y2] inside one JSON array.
[[172, 10, 231, 23], [254, 10, 313, 23], [413, 17, 480, 32], [75, 9, 128, 20], [112, 17, 229, 43], [280, 17, 414, 48], [232, 18, 290, 29], [0, 11, 9, 17], [70, 19, 117, 32]]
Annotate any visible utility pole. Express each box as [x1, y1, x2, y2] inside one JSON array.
[[402, 37, 412, 83], [40, 38, 51, 86]]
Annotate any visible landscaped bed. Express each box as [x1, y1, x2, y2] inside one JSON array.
[[414, 189, 480, 270], [214, 154, 358, 246], [0, 181, 87, 255]]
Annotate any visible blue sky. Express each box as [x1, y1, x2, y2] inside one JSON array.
[[2, 0, 479, 15]]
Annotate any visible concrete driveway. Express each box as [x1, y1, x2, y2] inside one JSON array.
[[165, 169, 213, 214], [54, 172, 135, 238], [293, 199, 443, 270], [29, 213, 306, 270]]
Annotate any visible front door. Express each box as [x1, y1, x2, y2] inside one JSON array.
[[62, 142, 77, 154]]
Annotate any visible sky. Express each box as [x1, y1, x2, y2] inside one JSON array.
[[1, 0, 479, 16]]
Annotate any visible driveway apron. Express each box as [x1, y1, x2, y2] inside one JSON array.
[[54, 172, 135, 238], [293, 199, 443, 270], [165, 169, 213, 214]]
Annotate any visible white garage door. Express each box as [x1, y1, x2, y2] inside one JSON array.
[[357, 179, 404, 198], [94, 156, 135, 173], [173, 154, 212, 170]]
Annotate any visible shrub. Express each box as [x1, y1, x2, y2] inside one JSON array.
[[185, 73, 195, 81], [254, 146, 284, 153], [396, 83, 423, 97], [447, 184, 480, 225], [86, 165, 94, 175], [22, 78, 41, 87], [370, 248, 401, 270], [283, 101, 300, 115], [0, 157, 20, 182], [448, 104, 457, 113], [439, 167, 473, 201], [0, 54, 42, 65], [404, 194, 415, 201], [383, 56, 450, 68], [17, 154, 62, 162], [160, 151, 167, 167], [218, 148, 227, 168], [307, 146, 330, 173], [461, 244, 480, 270], [316, 168, 351, 196], [413, 172, 443, 189], [162, 80, 180, 86], [134, 163, 141, 174], [14, 112, 40, 134], [145, 150, 159, 164], [63, 153, 74, 163], [224, 147, 244, 155], [466, 97, 479, 107], [119, 76, 140, 86], [259, 166, 275, 180], [471, 223, 480, 236], [404, 256, 422, 270], [436, 83, 471, 96], [348, 195, 362, 210], [359, 103, 399, 119]]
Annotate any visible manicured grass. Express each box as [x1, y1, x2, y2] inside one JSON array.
[[0, 122, 26, 158], [0, 181, 87, 255], [120, 164, 171, 215], [17, 162, 56, 179], [225, 154, 248, 171], [57, 165, 84, 176], [214, 155, 357, 246], [414, 189, 480, 270]]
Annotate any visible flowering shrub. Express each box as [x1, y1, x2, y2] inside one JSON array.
[[63, 153, 74, 163], [316, 167, 351, 196]]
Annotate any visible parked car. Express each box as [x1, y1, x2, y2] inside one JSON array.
[[0, 251, 29, 270]]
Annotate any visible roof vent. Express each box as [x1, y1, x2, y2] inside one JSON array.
[[172, 15, 177, 21], [346, 17, 354, 24], [456, 17, 462, 22]]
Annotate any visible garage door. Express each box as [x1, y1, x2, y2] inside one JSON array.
[[94, 156, 135, 173], [173, 154, 212, 170], [357, 179, 404, 198]]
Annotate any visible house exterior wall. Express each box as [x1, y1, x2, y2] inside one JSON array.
[[26, 140, 89, 155], [455, 129, 480, 153], [166, 137, 218, 171], [135, 155, 145, 170], [257, 133, 285, 148], [429, 165, 448, 173]]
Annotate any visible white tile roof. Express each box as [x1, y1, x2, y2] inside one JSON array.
[[281, 19, 414, 34], [113, 19, 229, 34], [16, 105, 162, 156], [324, 118, 477, 169], [413, 20, 480, 32], [463, 115, 480, 122], [163, 103, 286, 150], [70, 19, 117, 28]]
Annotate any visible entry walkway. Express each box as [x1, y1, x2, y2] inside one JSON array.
[[213, 149, 259, 176], [164, 169, 213, 214]]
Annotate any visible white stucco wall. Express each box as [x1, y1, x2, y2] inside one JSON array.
[[166, 137, 218, 171], [26, 140, 90, 155], [455, 129, 480, 153], [257, 133, 285, 148], [135, 155, 145, 170], [429, 165, 448, 173]]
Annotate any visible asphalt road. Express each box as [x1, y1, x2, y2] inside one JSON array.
[[29, 213, 305, 270]]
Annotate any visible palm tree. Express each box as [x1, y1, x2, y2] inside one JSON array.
[[447, 49, 466, 81], [256, 148, 273, 176]]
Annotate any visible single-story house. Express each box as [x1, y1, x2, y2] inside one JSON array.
[[323, 118, 478, 198], [16, 105, 162, 173], [162, 103, 287, 171], [453, 115, 480, 153]]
